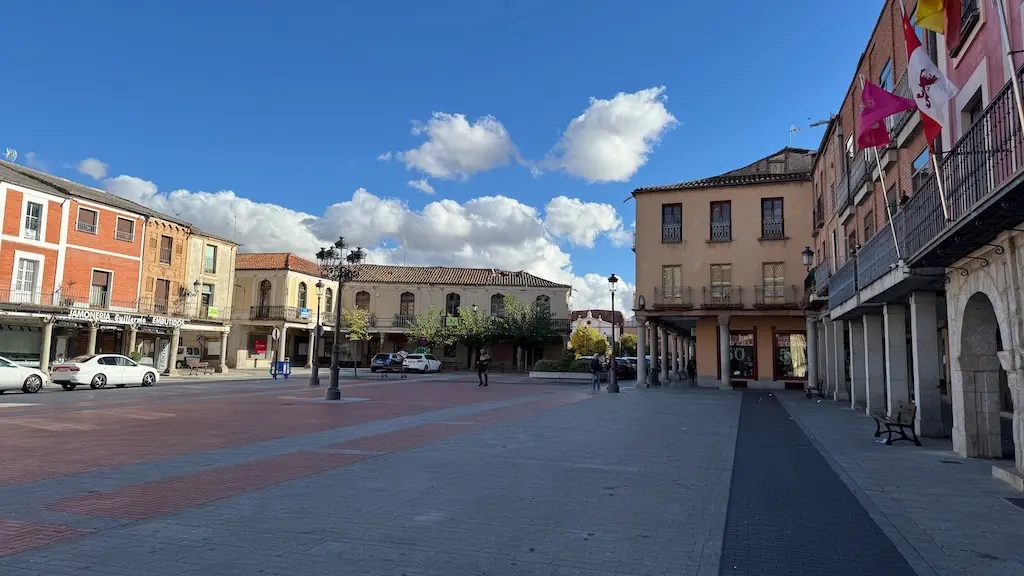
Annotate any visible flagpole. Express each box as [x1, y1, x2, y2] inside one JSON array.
[[994, 0, 1024, 131], [860, 75, 904, 261]]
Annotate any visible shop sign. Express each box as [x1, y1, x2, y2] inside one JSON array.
[[254, 338, 267, 356], [139, 326, 169, 335], [65, 309, 186, 329]]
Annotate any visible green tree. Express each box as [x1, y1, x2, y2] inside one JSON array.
[[449, 305, 494, 368], [341, 307, 373, 376], [408, 305, 451, 348], [619, 332, 638, 356], [493, 295, 558, 369], [570, 325, 609, 356]]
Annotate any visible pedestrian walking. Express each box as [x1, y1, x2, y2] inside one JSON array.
[[589, 353, 602, 391], [687, 357, 696, 382], [477, 348, 491, 387]]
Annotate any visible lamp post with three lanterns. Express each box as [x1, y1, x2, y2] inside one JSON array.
[[315, 238, 366, 401]]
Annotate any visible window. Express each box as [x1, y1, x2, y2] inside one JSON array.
[[297, 282, 308, 309], [661, 203, 682, 243], [760, 198, 784, 239], [885, 184, 899, 221], [90, 270, 111, 308], [399, 292, 415, 316], [761, 262, 785, 304], [14, 257, 40, 303], [910, 7, 940, 63], [23, 201, 42, 241], [258, 279, 272, 307], [661, 265, 682, 303], [710, 263, 732, 304], [201, 284, 213, 315], [710, 201, 731, 242], [863, 210, 875, 240], [154, 279, 170, 313], [324, 288, 333, 315], [536, 295, 550, 311], [204, 245, 217, 273], [774, 333, 808, 379], [446, 292, 461, 316], [77, 207, 98, 234], [159, 236, 173, 264], [879, 59, 894, 129], [115, 217, 135, 242], [727, 332, 756, 379], [846, 231, 858, 260], [355, 290, 370, 310], [490, 294, 506, 317], [911, 148, 931, 193]]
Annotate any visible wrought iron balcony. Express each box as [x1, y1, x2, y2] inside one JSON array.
[[760, 216, 785, 240], [813, 260, 831, 296], [661, 224, 682, 243], [0, 288, 58, 308], [827, 259, 857, 310], [903, 66, 1024, 269], [856, 226, 899, 288], [710, 221, 731, 242], [701, 286, 742, 309], [249, 306, 312, 322], [813, 197, 825, 231], [552, 318, 572, 333], [850, 153, 871, 192], [754, 285, 798, 308], [653, 286, 692, 309]]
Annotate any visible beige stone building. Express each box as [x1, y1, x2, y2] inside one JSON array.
[[632, 147, 815, 389], [229, 254, 572, 369]]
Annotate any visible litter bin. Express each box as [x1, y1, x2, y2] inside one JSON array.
[[270, 358, 292, 380]]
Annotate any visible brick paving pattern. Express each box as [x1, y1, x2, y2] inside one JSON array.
[[720, 391, 914, 576], [0, 519, 87, 558]]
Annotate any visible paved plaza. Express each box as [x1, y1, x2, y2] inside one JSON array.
[[0, 376, 1021, 575]]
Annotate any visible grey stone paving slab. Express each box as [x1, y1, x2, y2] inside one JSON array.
[[0, 389, 740, 576], [778, 391, 1024, 576], [720, 391, 914, 576]]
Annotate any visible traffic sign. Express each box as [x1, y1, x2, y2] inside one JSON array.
[[315, 324, 324, 337], [272, 328, 280, 341]]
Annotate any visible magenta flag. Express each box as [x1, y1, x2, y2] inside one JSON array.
[[857, 81, 917, 149]]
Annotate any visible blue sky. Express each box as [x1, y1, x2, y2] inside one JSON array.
[[0, 0, 884, 311]]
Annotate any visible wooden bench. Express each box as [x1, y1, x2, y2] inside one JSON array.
[[441, 361, 460, 372], [187, 361, 213, 376], [805, 378, 825, 399], [871, 401, 921, 446]]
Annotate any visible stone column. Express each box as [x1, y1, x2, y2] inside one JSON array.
[[676, 335, 685, 381], [822, 319, 835, 397], [218, 330, 229, 373], [127, 326, 138, 356], [305, 328, 315, 369], [849, 318, 866, 410], [648, 320, 661, 387], [863, 314, 887, 415], [718, 314, 731, 390], [805, 315, 818, 392], [39, 320, 53, 373], [909, 291, 944, 437], [278, 326, 289, 364], [1003, 366, 1024, 474], [165, 327, 181, 375], [659, 325, 669, 383], [883, 303, 910, 415], [636, 319, 648, 387], [668, 332, 678, 380], [86, 323, 98, 355], [831, 321, 848, 401]]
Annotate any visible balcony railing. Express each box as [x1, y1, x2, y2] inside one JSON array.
[[662, 224, 682, 243], [0, 288, 57, 307], [701, 286, 742, 309], [760, 216, 785, 240], [850, 153, 870, 192], [813, 197, 824, 230], [813, 260, 831, 296], [654, 286, 692, 309], [828, 259, 857, 310], [890, 70, 914, 137], [710, 221, 731, 242], [249, 306, 313, 322], [75, 221, 97, 234], [856, 226, 899, 288], [754, 284, 798, 308], [114, 230, 135, 242], [552, 318, 571, 333], [833, 172, 851, 215]]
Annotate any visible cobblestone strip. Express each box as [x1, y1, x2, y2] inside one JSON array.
[[720, 391, 916, 576]]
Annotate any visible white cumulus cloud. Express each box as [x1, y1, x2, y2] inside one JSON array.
[[548, 86, 678, 183], [77, 158, 109, 180], [544, 196, 630, 248], [407, 178, 435, 194], [376, 152, 392, 162], [569, 273, 635, 317], [397, 112, 519, 180]]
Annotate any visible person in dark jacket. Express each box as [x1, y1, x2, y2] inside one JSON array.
[[477, 348, 491, 387], [589, 353, 603, 391], [687, 357, 696, 382]]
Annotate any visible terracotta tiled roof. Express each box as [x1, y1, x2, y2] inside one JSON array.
[[234, 254, 570, 288], [571, 309, 625, 325], [633, 147, 814, 193]]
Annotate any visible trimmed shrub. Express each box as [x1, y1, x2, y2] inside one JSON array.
[[532, 358, 590, 373]]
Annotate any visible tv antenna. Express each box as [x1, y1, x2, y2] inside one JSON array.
[[789, 114, 835, 145], [4, 148, 16, 162]]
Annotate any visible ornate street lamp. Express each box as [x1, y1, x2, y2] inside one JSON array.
[[801, 246, 814, 270], [316, 237, 366, 401], [608, 273, 620, 393], [309, 280, 324, 387]]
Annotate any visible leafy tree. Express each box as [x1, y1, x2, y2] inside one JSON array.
[[342, 307, 373, 342], [570, 325, 609, 356], [448, 305, 494, 368], [408, 305, 452, 348], [619, 332, 638, 356], [493, 295, 559, 369]]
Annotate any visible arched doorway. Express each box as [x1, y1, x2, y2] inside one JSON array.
[[955, 292, 1011, 460]]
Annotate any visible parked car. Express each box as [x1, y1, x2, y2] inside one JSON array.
[[614, 358, 637, 380], [370, 353, 405, 373], [50, 354, 160, 390], [0, 355, 47, 394], [175, 346, 201, 369], [403, 353, 442, 373]]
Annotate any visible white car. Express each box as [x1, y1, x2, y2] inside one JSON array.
[[0, 355, 47, 394], [51, 354, 160, 391], [402, 353, 442, 373]]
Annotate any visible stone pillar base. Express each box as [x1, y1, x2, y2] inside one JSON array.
[[164, 369, 180, 377], [217, 365, 229, 374], [993, 464, 1024, 492], [834, 389, 850, 402]]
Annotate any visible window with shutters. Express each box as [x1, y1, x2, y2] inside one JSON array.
[[159, 236, 173, 264], [399, 292, 415, 316], [761, 262, 785, 305], [863, 210, 874, 241], [661, 265, 682, 304], [154, 279, 171, 313], [710, 201, 731, 242], [710, 264, 732, 305], [490, 293, 506, 317], [23, 201, 43, 240], [90, 270, 112, 308], [661, 203, 682, 243], [355, 290, 370, 310], [324, 288, 333, 314], [445, 292, 461, 316], [760, 198, 784, 239]]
